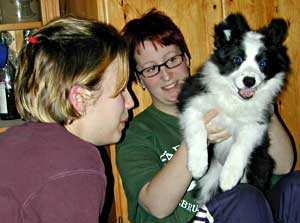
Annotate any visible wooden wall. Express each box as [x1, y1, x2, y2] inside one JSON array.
[[61, 1, 300, 222], [100, 0, 300, 168], [62, 0, 300, 161]]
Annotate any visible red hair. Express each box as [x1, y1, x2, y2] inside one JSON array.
[[122, 8, 191, 80]]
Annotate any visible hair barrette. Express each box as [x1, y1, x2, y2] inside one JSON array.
[[28, 36, 38, 44]]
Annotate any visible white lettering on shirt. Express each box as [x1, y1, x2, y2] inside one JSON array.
[[179, 199, 200, 213], [160, 150, 174, 163]]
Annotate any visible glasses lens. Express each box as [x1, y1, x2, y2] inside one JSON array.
[[139, 54, 184, 78], [166, 54, 183, 69], [142, 66, 159, 77]]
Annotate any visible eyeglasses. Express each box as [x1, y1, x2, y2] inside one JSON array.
[[136, 53, 185, 78]]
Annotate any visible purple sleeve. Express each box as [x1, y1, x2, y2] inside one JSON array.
[[269, 171, 300, 223], [23, 173, 106, 223], [194, 184, 274, 223]]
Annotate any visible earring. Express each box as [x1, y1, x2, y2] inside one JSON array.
[[138, 80, 146, 90], [134, 72, 146, 90]]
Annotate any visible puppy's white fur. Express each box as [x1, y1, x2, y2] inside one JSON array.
[[179, 24, 287, 205]]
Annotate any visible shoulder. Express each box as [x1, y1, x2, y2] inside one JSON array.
[[0, 122, 105, 187], [0, 123, 106, 221], [129, 105, 178, 132]]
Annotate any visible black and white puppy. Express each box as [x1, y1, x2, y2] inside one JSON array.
[[177, 13, 290, 206]]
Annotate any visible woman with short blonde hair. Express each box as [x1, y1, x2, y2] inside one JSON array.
[[0, 16, 134, 223]]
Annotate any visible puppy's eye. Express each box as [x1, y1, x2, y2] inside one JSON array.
[[233, 56, 243, 66], [259, 59, 267, 69]]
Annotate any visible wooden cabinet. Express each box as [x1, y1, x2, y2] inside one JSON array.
[[0, 0, 60, 31], [0, 0, 60, 47], [0, 0, 60, 133]]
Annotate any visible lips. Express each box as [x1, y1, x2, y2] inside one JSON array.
[[238, 88, 256, 99], [162, 82, 177, 90]]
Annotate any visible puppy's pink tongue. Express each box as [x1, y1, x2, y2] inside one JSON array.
[[239, 88, 255, 99]]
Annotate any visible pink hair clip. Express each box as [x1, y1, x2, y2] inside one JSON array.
[[28, 36, 38, 44]]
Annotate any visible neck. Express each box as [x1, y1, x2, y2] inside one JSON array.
[[64, 120, 84, 141], [152, 101, 179, 117]]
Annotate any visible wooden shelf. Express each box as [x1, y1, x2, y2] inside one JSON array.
[[0, 119, 25, 128], [0, 21, 42, 31]]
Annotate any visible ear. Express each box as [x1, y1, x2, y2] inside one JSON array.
[[68, 85, 91, 114], [214, 13, 250, 48], [260, 18, 288, 45]]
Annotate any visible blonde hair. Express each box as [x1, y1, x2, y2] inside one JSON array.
[[15, 16, 129, 124]]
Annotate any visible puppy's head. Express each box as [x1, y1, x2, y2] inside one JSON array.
[[211, 13, 290, 100]]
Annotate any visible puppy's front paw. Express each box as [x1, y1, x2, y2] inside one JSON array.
[[219, 165, 243, 191], [188, 154, 208, 179]]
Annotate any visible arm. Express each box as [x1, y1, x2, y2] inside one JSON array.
[[138, 142, 191, 218], [25, 174, 105, 223], [268, 113, 295, 174]]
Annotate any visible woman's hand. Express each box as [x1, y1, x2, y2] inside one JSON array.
[[203, 109, 231, 144]]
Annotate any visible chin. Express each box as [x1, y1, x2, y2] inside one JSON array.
[[165, 92, 181, 103], [112, 131, 122, 143], [177, 13, 289, 206], [96, 132, 122, 146], [167, 97, 179, 104]]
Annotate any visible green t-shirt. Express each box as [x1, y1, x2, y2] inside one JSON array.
[[117, 105, 285, 223], [117, 105, 199, 223]]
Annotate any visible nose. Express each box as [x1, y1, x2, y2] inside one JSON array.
[[123, 88, 134, 109], [243, 76, 256, 87], [159, 66, 172, 81]]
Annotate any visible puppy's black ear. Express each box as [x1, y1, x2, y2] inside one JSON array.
[[214, 13, 250, 48], [260, 18, 288, 45]]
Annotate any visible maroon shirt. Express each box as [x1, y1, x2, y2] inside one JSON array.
[[0, 122, 106, 223]]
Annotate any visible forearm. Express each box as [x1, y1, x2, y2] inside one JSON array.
[[268, 114, 295, 174], [138, 143, 192, 218]]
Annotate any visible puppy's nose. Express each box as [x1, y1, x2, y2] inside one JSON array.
[[243, 76, 256, 87]]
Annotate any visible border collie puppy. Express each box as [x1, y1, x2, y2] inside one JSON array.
[[177, 13, 290, 206]]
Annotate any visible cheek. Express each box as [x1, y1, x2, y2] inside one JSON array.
[[99, 99, 123, 135], [177, 66, 190, 79], [142, 77, 160, 91], [110, 95, 125, 115], [94, 96, 124, 121]]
